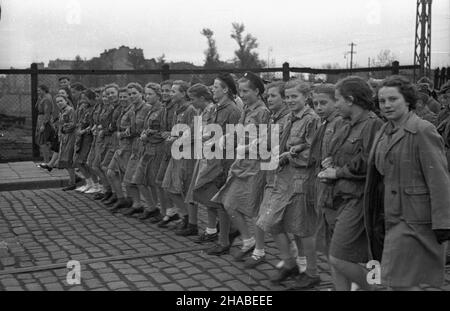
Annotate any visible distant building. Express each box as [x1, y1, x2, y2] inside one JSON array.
[[48, 59, 76, 69]]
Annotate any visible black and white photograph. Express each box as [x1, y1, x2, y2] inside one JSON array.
[[0, 0, 449, 296]]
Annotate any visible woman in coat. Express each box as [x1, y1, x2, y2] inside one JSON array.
[[55, 94, 77, 191], [364, 75, 450, 290]]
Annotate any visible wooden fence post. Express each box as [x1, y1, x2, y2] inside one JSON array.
[[30, 63, 39, 158], [161, 64, 170, 81], [282, 62, 290, 81], [391, 61, 399, 75]]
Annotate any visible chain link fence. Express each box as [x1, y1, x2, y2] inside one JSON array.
[[0, 74, 33, 161]]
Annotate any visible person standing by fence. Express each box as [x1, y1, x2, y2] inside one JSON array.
[[55, 94, 77, 191], [35, 84, 53, 164], [73, 89, 96, 193]]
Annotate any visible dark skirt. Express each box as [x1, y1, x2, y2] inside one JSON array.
[[35, 115, 53, 145], [162, 158, 196, 196], [108, 149, 131, 178], [73, 133, 93, 165], [329, 197, 369, 263], [132, 144, 165, 186], [57, 132, 75, 169], [212, 159, 266, 218], [92, 135, 110, 168]]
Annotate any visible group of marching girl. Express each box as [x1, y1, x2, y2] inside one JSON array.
[[35, 73, 450, 291]]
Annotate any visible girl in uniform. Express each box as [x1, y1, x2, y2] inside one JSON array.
[[55, 95, 77, 191]]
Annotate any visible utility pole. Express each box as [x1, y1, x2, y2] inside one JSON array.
[[348, 42, 357, 72]]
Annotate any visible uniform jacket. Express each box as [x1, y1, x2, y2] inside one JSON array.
[[364, 112, 450, 262]]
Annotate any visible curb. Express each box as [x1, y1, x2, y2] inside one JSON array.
[[0, 178, 70, 192]]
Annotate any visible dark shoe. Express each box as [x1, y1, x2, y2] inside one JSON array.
[[157, 214, 180, 228], [94, 192, 105, 200], [104, 195, 118, 206], [137, 209, 160, 220], [39, 163, 53, 172], [206, 244, 231, 256], [233, 244, 255, 262], [149, 213, 164, 223], [271, 265, 300, 284], [243, 254, 266, 269], [176, 224, 198, 236], [173, 215, 189, 231], [62, 184, 76, 191], [194, 231, 218, 244], [110, 198, 132, 213], [288, 273, 321, 290], [100, 191, 113, 202], [122, 206, 144, 216], [75, 176, 82, 183]]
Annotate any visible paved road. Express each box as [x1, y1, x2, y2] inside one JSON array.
[[0, 189, 449, 291]]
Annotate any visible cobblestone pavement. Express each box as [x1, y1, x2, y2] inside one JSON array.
[[0, 189, 449, 291]]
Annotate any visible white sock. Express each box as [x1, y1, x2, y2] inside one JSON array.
[[242, 237, 255, 250], [252, 248, 265, 257], [296, 256, 307, 273], [206, 227, 217, 235], [351, 283, 360, 291], [276, 260, 285, 269], [166, 207, 177, 217]]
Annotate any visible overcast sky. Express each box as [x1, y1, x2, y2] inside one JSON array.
[[0, 0, 449, 69]]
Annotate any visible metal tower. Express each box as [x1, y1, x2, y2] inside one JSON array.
[[414, 0, 432, 80]]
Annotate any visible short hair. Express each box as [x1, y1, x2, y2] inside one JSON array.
[[336, 76, 374, 110], [284, 80, 312, 97], [118, 87, 128, 94], [160, 79, 174, 88], [38, 84, 49, 93], [417, 76, 433, 89], [54, 94, 69, 103], [58, 76, 70, 82], [237, 77, 260, 94], [71, 82, 85, 91], [312, 83, 336, 100], [379, 75, 417, 110], [104, 83, 119, 92], [265, 81, 286, 98], [172, 80, 191, 94], [82, 89, 96, 101], [126, 82, 143, 93], [145, 82, 162, 98], [188, 83, 213, 102]]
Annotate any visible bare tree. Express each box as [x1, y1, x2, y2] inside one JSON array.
[[372, 49, 397, 67], [230, 22, 265, 68], [201, 28, 221, 68]]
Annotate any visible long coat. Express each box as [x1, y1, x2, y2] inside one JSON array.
[[364, 112, 450, 288]]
